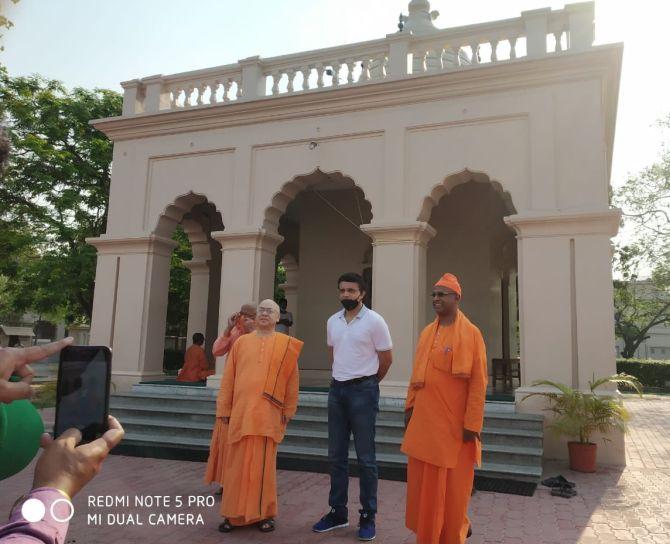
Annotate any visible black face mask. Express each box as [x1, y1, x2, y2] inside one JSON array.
[[341, 299, 360, 311]]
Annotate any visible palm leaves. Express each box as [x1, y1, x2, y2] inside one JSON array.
[[523, 373, 642, 444]]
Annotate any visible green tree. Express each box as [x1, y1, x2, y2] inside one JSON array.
[[165, 225, 192, 337], [0, 67, 121, 324], [613, 115, 670, 358]]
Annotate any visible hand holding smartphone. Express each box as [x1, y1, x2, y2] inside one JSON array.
[[54, 346, 112, 442]]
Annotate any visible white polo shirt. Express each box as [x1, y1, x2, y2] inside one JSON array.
[[326, 305, 393, 381]]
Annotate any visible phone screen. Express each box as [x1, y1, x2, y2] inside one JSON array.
[[55, 346, 111, 441]]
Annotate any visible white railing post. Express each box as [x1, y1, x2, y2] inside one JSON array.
[[120, 79, 141, 116], [566, 2, 595, 51], [239, 56, 265, 100], [386, 33, 410, 79], [522, 8, 550, 58], [142, 75, 170, 113]]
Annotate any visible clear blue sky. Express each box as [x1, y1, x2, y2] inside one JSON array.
[[2, 0, 669, 191]]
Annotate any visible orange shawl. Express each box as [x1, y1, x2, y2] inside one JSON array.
[[409, 310, 478, 388], [262, 333, 303, 408]]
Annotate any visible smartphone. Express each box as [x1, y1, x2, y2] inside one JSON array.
[[54, 345, 112, 442]]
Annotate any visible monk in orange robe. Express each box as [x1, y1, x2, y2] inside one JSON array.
[[401, 273, 488, 544], [212, 303, 257, 357], [176, 333, 214, 382], [215, 299, 303, 533], [205, 303, 257, 492]]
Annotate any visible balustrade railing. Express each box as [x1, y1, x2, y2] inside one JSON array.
[[120, 2, 594, 116]]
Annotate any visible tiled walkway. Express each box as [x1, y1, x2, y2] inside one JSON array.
[[1, 396, 668, 543]]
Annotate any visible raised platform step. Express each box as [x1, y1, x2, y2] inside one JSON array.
[[110, 386, 545, 491]]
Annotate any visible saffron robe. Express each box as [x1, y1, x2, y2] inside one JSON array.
[[401, 316, 487, 544], [208, 332, 302, 525], [176, 344, 213, 382]]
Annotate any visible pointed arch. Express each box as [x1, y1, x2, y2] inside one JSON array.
[[417, 168, 516, 222], [153, 190, 224, 238], [262, 168, 373, 234]]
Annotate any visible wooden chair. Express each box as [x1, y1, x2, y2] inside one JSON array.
[[491, 358, 521, 390]]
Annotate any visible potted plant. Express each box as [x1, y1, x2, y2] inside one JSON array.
[[523, 373, 642, 472]]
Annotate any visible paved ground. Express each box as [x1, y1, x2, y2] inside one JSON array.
[[2, 396, 669, 543]]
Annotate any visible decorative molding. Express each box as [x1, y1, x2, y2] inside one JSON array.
[[91, 45, 622, 144], [504, 208, 621, 238], [182, 259, 210, 274], [210, 228, 284, 252], [361, 221, 436, 246], [86, 234, 178, 257]]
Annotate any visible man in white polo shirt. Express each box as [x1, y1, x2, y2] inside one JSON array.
[[312, 272, 393, 541]]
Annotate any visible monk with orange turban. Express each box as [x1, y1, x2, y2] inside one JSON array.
[[215, 299, 303, 533], [401, 273, 488, 544], [205, 303, 257, 495], [176, 332, 214, 382]]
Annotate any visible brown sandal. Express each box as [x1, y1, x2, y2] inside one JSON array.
[[258, 518, 275, 532]]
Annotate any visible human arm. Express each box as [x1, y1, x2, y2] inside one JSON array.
[[376, 350, 392, 381], [281, 366, 300, 425], [463, 331, 488, 441], [216, 343, 238, 423]]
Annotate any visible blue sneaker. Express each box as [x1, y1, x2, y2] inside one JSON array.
[[312, 508, 349, 533], [358, 511, 376, 541]]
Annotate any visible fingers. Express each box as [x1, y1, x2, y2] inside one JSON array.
[[40, 433, 54, 448], [19, 337, 74, 365], [58, 427, 83, 448], [0, 379, 33, 402], [78, 417, 124, 460], [15, 362, 35, 384]]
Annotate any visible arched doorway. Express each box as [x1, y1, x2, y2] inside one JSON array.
[[264, 170, 373, 387], [423, 170, 519, 396], [155, 193, 224, 378]]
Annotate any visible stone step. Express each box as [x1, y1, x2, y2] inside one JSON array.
[[118, 416, 541, 468], [117, 411, 542, 450], [110, 391, 544, 486], [116, 432, 542, 483]]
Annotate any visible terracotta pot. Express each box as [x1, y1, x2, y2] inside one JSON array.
[[568, 441, 597, 473]]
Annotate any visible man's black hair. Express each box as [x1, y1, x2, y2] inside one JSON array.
[[192, 332, 205, 344], [337, 272, 367, 293]]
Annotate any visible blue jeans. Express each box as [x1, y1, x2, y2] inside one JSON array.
[[328, 376, 379, 519]]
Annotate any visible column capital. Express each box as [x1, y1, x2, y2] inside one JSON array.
[[504, 208, 621, 238], [86, 234, 178, 257], [182, 259, 210, 274], [211, 228, 284, 252], [361, 221, 436, 247]]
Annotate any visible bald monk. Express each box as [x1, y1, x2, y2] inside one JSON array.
[[216, 299, 303, 533], [177, 333, 214, 382], [401, 273, 487, 544], [205, 303, 257, 492], [212, 303, 257, 357]]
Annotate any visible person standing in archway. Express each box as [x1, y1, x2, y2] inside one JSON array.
[[312, 272, 393, 541], [402, 273, 487, 544]]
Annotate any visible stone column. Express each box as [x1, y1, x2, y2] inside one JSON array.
[[182, 260, 210, 347], [505, 208, 624, 464], [278, 255, 299, 336], [361, 221, 436, 398], [206, 228, 284, 389], [87, 234, 178, 391]]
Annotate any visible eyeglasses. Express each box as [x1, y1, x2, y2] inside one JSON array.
[[257, 307, 276, 315], [431, 292, 457, 298]]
